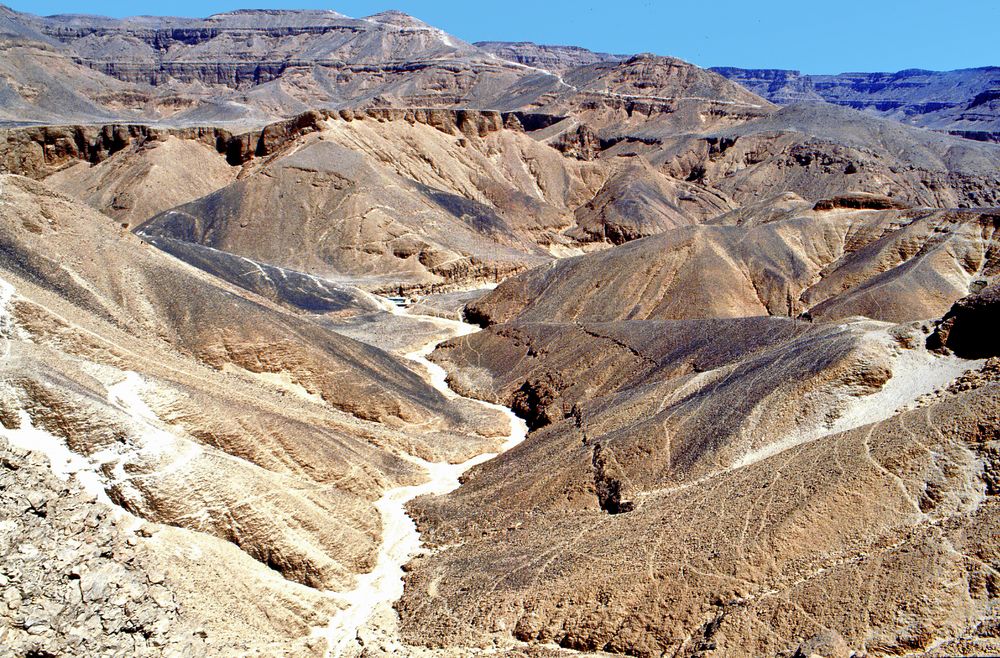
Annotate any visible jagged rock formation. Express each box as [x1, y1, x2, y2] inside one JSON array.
[[929, 282, 1000, 358]]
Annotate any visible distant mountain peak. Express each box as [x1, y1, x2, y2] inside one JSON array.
[[363, 10, 432, 29]]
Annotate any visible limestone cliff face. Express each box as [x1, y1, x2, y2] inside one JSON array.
[[475, 41, 624, 72], [713, 66, 1000, 134]]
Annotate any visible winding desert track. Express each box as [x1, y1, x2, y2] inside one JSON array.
[[315, 302, 529, 658]]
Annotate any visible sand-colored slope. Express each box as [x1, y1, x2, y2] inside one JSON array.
[[401, 312, 1000, 657], [468, 206, 1000, 325], [45, 135, 240, 226], [0, 174, 508, 601], [136, 111, 609, 292]]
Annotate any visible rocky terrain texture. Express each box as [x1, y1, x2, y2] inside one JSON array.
[[403, 265, 1000, 658], [0, 439, 210, 657], [132, 108, 600, 293], [0, 173, 512, 655], [0, 437, 342, 657], [1, 6, 999, 658], [485, 41, 1000, 139]]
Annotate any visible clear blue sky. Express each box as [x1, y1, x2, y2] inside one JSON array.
[[8, 0, 998, 74]]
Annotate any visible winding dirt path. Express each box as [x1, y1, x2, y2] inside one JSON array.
[[315, 304, 528, 658]]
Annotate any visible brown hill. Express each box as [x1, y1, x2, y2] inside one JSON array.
[[401, 307, 1000, 656], [0, 174, 507, 601], [467, 206, 1000, 326]]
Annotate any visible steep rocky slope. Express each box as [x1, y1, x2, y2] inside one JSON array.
[[44, 135, 239, 226], [402, 281, 1000, 657], [651, 103, 1000, 209], [403, 361, 1000, 655], [467, 205, 1000, 325], [0, 439, 340, 657], [134, 108, 608, 293], [0, 174, 510, 643], [0, 6, 131, 127]]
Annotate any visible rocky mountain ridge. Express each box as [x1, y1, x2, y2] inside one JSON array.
[[482, 41, 1000, 139], [711, 66, 1000, 137], [1, 6, 999, 658]]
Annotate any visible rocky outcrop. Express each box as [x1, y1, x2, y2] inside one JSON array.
[[509, 378, 561, 431], [0, 111, 329, 178], [591, 443, 634, 514], [0, 108, 558, 180], [475, 41, 625, 71], [929, 282, 1000, 358], [812, 192, 910, 211], [0, 441, 206, 657], [0, 123, 233, 177]]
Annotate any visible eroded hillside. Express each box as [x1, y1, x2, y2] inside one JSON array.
[[1, 5, 999, 658]]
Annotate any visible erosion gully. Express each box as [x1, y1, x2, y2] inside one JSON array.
[[314, 298, 528, 657]]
